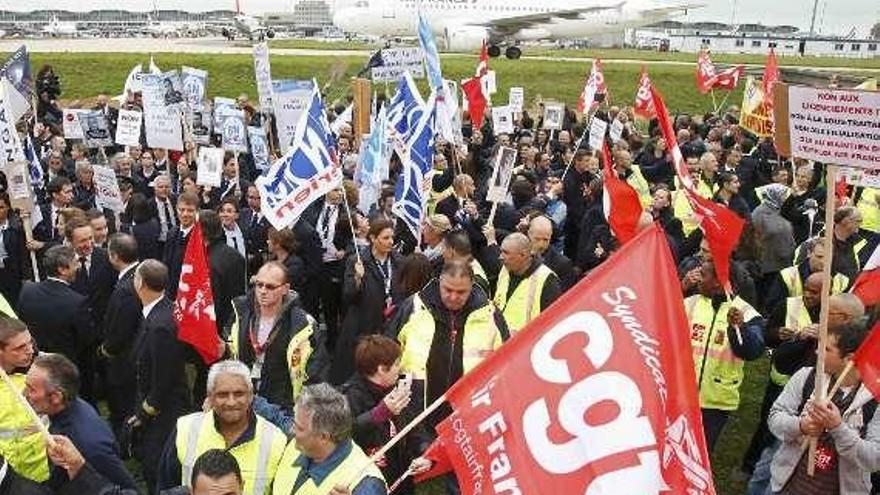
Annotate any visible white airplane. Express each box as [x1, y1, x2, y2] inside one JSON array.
[[145, 14, 182, 37], [42, 16, 79, 37], [333, 0, 700, 59], [222, 0, 275, 41]]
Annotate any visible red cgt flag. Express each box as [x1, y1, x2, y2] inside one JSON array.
[[602, 141, 643, 244], [762, 48, 780, 112], [633, 66, 656, 120], [425, 226, 715, 495], [650, 84, 744, 293], [174, 222, 222, 365], [462, 76, 488, 129], [696, 50, 744, 94], [577, 58, 608, 113], [854, 320, 880, 400]]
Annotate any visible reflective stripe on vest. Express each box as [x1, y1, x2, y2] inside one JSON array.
[[0, 373, 49, 482], [770, 297, 815, 387], [176, 412, 287, 495], [493, 264, 554, 334], [271, 441, 386, 495], [397, 295, 501, 379]]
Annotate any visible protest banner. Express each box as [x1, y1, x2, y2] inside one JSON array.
[[371, 47, 425, 82], [271, 79, 315, 153], [509, 87, 524, 112], [483, 69, 497, 96], [0, 83, 25, 163], [189, 107, 213, 145], [491, 105, 514, 135], [487, 146, 517, 204], [248, 126, 270, 171], [739, 77, 773, 138], [79, 111, 113, 148], [142, 74, 184, 151], [0, 46, 32, 121], [213, 96, 236, 131], [181, 66, 207, 110], [93, 165, 124, 213], [841, 166, 880, 189], [160, 70, 184, 106], [62, 109, 88, 140], [220, 108, 248, 152], [589, 116, 608, 151], [253, 42, 274, 111], [4, 160, 39, 281], [542, 102, 564, 130], [115, 109, 142, 147], [609, 118, 624, 143], [197, 146, 224, 188]]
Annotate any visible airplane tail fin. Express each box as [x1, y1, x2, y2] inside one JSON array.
[[235, 0, 242, 14]]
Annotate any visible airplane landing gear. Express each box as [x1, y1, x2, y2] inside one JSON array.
[[487, 44, 501, 58], [505, 46, 522, 60]]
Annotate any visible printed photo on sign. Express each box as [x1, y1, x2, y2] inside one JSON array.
[[142, 74, 184, 151], [213, 96, 236, 131], [115, 109, 142, 147], [197, 147, 224, 188], [248, 126, 271, 171], [221, 109, 248, 152], [509, 87, 524, 112], [188, 107, 213, 145], [181, 66, 207, 110], [487, 145, 518, 203], [62, 109, 88, 140], [542, 102, 564, 130], [162, 70, 184, 106], [492, 105, 514, 136], [79, 111, 113, 148]]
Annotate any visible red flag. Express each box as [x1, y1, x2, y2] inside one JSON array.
[[651, 84, 744, 292], [430, 226, 715, 495], [853, 320, 880, 400], [835, 175, 851, 207], [696, 50, 744, 93], [577, 58, 608, 113], [602, 142, 643, 244], [762, 48, 780, 111], [413, 430, 455, 483], [633, 66, 656, 120], [853, 244, 880, 307], [173, 222, 222, 365], [713, 65, 745, 91], [475, 40, 489, 77], [461, 76, 487, 129]]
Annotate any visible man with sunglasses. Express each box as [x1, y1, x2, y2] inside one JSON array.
[[226, 261, 330, 413]]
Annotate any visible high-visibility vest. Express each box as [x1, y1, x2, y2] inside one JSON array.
[[769, 297, 814, 387], [175, 411, 287, 495], [494, 264, 554, 335], [271, 440, 385, 495], [0, 293, 15, 318], [0, 373, 49, 482], [779, 265, 850, 297], [857, 188, 880, 234], [397, 295, 503, 380], [627, 165, 653, 208], [673, 177, 715, 236], [229, 305, 315, 402], [685, 294, 761, 411]]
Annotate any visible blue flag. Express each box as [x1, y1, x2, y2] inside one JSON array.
[[393, 96, 435, 240], [255, 86, 341, 230], [417, 14, 443, 91], [357, 104, 390, 212], [386, 72, 426, 157]]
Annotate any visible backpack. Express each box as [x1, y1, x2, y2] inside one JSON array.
[[798, 367, 878, 437]]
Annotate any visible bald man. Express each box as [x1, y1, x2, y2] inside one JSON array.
[[528, 216, 576, 292]]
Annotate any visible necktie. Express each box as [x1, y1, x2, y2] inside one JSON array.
[[163, 201, 175, 228], [75, 256, 89, 288], [231, 235, 239, 251]]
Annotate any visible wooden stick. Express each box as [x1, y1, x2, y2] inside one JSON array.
[[20, 213, 40, 283], [560, 123, 591, 182], [711, 89, 718, 114], [347, 393, 448, 489], [340, 185, 362, 266], [799, 361, 855, 453], [0, 366, 50, 442], [807, 163, 838, 476], [487, 201, 499, 227]]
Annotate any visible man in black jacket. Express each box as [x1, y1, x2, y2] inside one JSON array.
[[98, 233, 142, 436], [130, 259, 192, 494], [31, 176, 74, 250], [528, 215, 576, 292], [0, 193, 30, 305], [163, 192, 199, 300], [238, 186, 269, 278], [199, 210, 246, 333], [17, 245, 94, 366]]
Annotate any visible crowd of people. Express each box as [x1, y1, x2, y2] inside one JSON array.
[[0, 60, 879, 495]]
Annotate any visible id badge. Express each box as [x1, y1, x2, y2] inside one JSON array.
[[251, 358, 263, 380]]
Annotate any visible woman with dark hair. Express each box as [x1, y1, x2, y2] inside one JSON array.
[[122, 193, 161, 260], [394, 253, 432, 301], [331, 218, 403, 384]]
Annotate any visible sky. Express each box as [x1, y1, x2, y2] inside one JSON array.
[[6, 0, 880, 38]]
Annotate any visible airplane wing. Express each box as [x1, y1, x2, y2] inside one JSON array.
[[473, 3, 625, 37]]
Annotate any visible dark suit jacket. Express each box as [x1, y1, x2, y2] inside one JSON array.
[[70, 248, 117, 327], [134, 298, 190, 416], [0, 217, 30, 304], [435, 195, 463, 225], [162, 226, 191, 299], [207, 240, 246, 333], [542, 248, 577, 293], [17, 279, 95, 361], [100, 264, 143, 386], [238, 207, 269, 276], [123, 220, 162, 261], [33, 203, 62, 245]]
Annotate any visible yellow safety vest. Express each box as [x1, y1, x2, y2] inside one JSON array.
[[175, 411, 287, 495], [0, 373, 49, 482], [471, 259, 487, 285], [627, 165, 653, 208], [857, 188, 880, 234], [685, 294, 761, 411], [769, 297, 814, 387], [673, 177, 715, 236], [271, 440, 385, 495], [779, 265, 850, 297], [494, 264, 554, 335], [0, 293, 15, 317], [229, 306, 315, 402], [397, 295, 503, 379]]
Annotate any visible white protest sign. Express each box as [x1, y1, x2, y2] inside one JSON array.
[[371, 47, 425, 82], [197, 147, 224, 188], [79, 111, 113, 148], [5, 161, 29, 201], [484, 70, 497, 95], [841, 167, 880, 189], [271, 79, 314, 153], [220, 109, 248, 152], [189, 107, 213, 145], [115, 109, 142, 147], [787, 86, 880, 169], [181, 66, 207, 110], [487, 146, 518, 203], [589, 117, 608, 151], [142, 74, 184, 151], [93, 165, 124, 213], [213, 96, 236, 131], [542, 102, 564, 130], [248, 126, 270, 171], [492, 105, 514, 135], [609, 118, 624, 143], [62, 109, 88, 140], [509, 87, 524, 112], [253, 42, 274, 112], [0, 83, 25, 163]]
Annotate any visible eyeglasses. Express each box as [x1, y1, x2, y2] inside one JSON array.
[[254, 281, 283, 291]]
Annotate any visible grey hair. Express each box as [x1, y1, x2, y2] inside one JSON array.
[[207, 360, 253, 394], [501, 232, 531, 254], [296, 384, 351, 444]]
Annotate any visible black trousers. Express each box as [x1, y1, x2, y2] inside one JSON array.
[[135, 412, 178, 495], [318, 260, 345, 350], [742, 381, 783, 473], [105, 380, 136, 439], [701, 408, 730, 453]]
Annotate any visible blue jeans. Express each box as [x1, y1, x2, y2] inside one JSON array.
[[747, 439, 779, 495], [445, 473, 461, 495]]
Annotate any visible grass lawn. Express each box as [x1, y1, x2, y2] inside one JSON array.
[[36, 50, 771, 495]]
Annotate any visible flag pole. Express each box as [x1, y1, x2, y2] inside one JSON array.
[[716, 90, 732, 115], [710, 89, 718, 113], [560, 120, 591, 182], [0, 366, 51, 442], [807, 163, 838, 476], [799, 359, 855, 453], [340, 183, 363, 266]]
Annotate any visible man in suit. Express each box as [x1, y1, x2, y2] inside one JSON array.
[[435, 173, 476, 227], [163, 192, 199, 299], [136, 150, 161, 198], [148, 175, 177, 256], [309, 189, 353, 343], [31, 176, 73, 251], [92, 93, 118, 139], [16, 245, 95, 366], [210, 152, 252, 208], [238, 185, 269, 277], [199, 210, 246, 335], [98, 233, 142, 437], [0, 193, 30, 305], [129, 259, 191, 494]]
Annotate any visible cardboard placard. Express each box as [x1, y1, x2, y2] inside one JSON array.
[[93, 165, 124, 213], [115, 109, 142, 147], [492, 105, 514, 135], [487, 146, 518, 203], [197, 146, 224, 188], [589, 117, 608, 151], [542, 102, 564, 130], [509, 87, 524, 112]]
